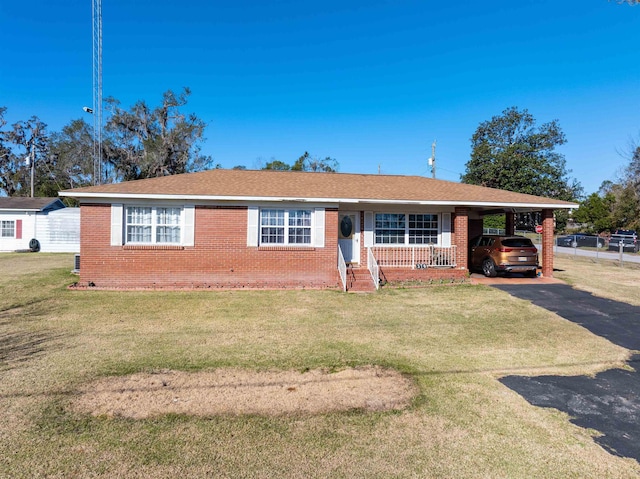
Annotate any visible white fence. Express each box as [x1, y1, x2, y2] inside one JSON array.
[[35, 208, 80, 253], [371, 245, 457, 268]]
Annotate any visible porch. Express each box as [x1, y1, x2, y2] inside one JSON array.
[[338, 245, 461, 292]]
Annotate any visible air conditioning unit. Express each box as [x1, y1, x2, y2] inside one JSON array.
[[73, 254, 80, 273]]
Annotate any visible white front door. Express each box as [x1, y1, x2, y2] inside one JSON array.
[[338, 212, 360, 264]]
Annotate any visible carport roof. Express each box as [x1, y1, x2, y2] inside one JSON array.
[[59, 169, 578, 209]]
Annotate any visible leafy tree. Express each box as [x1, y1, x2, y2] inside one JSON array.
[[104, 87, 213, 182], [623, 143, 640, 198], [572, 192, 616, 232], [263, 160, 291, 171], [483, 214, 506, 231], [462, 107, 581, 201], [0, 109, 51, 197], [607, 183, 640, 231], [48, 119, 94, 190]]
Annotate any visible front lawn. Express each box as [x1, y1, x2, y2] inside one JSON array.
[[1, 253, 638, 478]]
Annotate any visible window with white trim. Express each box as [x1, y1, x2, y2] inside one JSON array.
[[125, 206, 182, 244], [408, 214, 438, 244], [375, 213, 439, 245], [1, 220, 15, 238], [260, 208, 312, 245]]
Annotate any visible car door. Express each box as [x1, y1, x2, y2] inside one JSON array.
[[470, 236, 492, 269]]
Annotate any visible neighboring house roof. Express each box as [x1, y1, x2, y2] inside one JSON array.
[[0, 197, 65, 212], [59, 170, 577, 210]]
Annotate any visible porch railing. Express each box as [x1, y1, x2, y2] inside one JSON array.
[[337, 244, 347, 291], [367, 247, 380, 290], [371, 245, 457, 268]]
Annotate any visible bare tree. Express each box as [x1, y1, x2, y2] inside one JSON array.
[[105, 87, 213, 182]]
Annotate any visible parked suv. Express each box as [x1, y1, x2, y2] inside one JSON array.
[[470, 235, 538, 277], [607, 230, 638, 253]]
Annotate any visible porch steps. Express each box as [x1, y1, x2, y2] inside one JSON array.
[[346, 265, 377, 292]]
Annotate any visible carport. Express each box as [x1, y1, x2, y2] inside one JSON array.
[[465, 207, 563, 278]]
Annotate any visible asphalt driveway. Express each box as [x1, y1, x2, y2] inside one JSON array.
[[494, 284, 640, 462]]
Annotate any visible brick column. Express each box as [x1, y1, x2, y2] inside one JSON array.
[[454, 207, 469, 270], [505, 212, 515, 236], [541, 209, 554, 278]]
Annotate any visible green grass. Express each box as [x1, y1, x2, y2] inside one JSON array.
[[1, 253, 639, 478], [554, 253, 640, 305]]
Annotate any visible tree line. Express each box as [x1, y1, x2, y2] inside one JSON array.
[[0, 88, 213, 198], [461, 106, 639, 233], [2, 90, 637, 233], [0, 88, 339, 200]]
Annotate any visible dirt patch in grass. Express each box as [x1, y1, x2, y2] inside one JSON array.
[[70, 366, 417, 419]]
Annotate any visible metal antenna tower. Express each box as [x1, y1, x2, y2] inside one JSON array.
[[92, 0, 103, 185], [428, 139, 436, 179]]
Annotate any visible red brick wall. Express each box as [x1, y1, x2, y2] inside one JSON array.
[[379, 267, 468, 284], [541, 209, 555, 278], [453, 207, 469, 270], [79, 204, 340, 289]]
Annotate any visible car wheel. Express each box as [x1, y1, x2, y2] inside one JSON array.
[[597, 241, 604, 248], [482, 258, 497, 278], [526, 269, 537, 278], [571, 240, 578, 248]]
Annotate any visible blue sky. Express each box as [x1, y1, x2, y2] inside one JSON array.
[[1, 0, 638, 195]]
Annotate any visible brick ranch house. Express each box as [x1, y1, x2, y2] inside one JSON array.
[[59, 169, 576, 291]]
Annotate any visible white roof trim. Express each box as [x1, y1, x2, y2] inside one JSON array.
[[58, 191, 577, 209], [0, 208, 43, 212]]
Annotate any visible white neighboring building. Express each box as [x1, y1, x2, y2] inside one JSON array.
[[0, 197, 80, 253]]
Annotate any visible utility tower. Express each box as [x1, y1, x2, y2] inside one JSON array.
[[428, 140, 436, 179], [92, 0, 103, 185]]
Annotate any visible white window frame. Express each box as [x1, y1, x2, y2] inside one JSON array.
[[124, 205, 183, 245], [374, 212, 440, 246], [1, 220, 15, 238], [259, 208, 313, 246]]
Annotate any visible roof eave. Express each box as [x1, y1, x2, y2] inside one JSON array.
[[58, 191, 577, 209]]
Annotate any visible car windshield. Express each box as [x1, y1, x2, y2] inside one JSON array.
[[501, 238, 534, 248]]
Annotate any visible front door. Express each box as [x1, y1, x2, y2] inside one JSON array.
[[338, 212, 360, 264]]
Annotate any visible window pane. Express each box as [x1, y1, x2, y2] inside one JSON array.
[[157, 207, 181, 225], [408, 214, 438, 244], [156, 226, 181, 243], [156, 207, 182, 243], [288, 210, 311, 227], [289, 227, 311, 244], [375, 213, 405, 244], [261, 209, 284, 226], [1, 220, 15, 238], [127, 206, 152, 226], [127, 225, 152, 243], [261, 227, 284, 244], [126, 207, 152, 243], [288, 210, 311, 244], [260, 209, 285, 244]]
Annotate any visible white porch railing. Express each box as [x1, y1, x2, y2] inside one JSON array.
[[337, 244, 347, 291], [367, 247, 380, 290], [371, 245, 457, 268]]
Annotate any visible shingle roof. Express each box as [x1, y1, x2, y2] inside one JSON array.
[[0, 197, 64, 211], [59, 169, 577, 208]]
